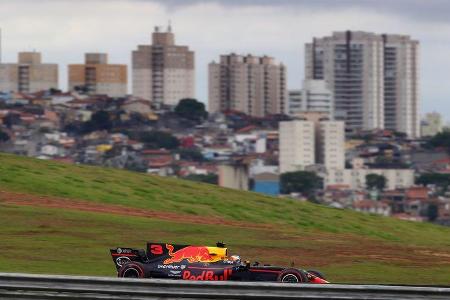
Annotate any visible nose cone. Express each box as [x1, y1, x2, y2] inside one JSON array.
[[309, 276, 329, 284]]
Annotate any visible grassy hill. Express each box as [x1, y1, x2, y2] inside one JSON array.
[[0, 152, 450, 285]]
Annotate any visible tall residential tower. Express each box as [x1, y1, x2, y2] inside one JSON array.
[[279, 113, 345, 173], [305, 31, 420, 138], [132, 25, 195, 106], [0, 51, 58, 93], [208, 53, 287, 117], [68, 53, 127, 97]]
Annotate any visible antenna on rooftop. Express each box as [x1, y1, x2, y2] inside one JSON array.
[[168, 20, 172, 32]]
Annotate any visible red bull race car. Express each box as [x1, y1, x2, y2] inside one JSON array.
[[110, 242, 329, 284]]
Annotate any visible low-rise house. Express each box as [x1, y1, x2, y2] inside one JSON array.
[[49, 93, 77, 105], [142, 149, 174, 176], [325, 168, 414, 190], [40, 144, 60, 156], [59, 137, 76, 148], [353, 200, 391, 216], [6, 93, 31, 105], [127, 140, 144, 151], [202, 145, 233, 161], [109, 133, 128, 144], [249, 159, 278, 176], [177, 161, 217, 177], [252, 172, 279, 196], [147, 156, 174, 176], [437, 198, 450, 225], [122, 99, 152, 114], [382, 190, 406, 213]]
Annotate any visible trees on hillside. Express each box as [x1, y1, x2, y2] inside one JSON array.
[[416, 173, 450, 194], [0, 129, 9, 142], [280, 171, 323, 199], [82, 110, 112, 133], [175, 98, 208, 123], [139, 131, 179, 150], [183, 174, 218, 185], [2, 113, 21, 129], [177, 148, 204, 162], [427, 130, 450, 152], [365, 174, 387, 191], [427, 203, 439, 222]]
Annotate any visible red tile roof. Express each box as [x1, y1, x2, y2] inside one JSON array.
[[326, 184, 351, 190], [353, 200, 389, 210], [405, 187, 428, 199], [148, 156, 173, 168], [236, 125, 257, 133], [142, 149, 171, 155]]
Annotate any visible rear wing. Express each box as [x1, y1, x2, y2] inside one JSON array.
[[110, 247, 147, 270]]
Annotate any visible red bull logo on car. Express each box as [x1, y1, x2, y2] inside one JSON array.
[[163, 244, 214, 264], [182, 269, 233, 281]]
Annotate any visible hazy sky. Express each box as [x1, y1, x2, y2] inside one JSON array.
[[1, 0, 449, 121]]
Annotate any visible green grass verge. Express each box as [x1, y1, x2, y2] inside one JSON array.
[[1, 153, 450, 285]]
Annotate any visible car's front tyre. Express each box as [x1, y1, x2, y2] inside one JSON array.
[[277, 268, 307, 283]]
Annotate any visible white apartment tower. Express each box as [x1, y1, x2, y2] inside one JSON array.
[[279, 115, 345, 173], [383, 34, 420, 138], [132, 25, 195, 106], [318, 121, 345, 169], [209, 53, 287, 117], [421, 112, 443, 137], [279, 121, 315, 173], [305, 31, 420, 138], [288, 79, 333, 116], [0, 51, 58, 93]]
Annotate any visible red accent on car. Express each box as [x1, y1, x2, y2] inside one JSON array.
[[150, 244, 164, 255], [309, 275, 329, 284], [182, 269, 232, 281], [249, 269, 281, 274], [164, 244, 212, 264]]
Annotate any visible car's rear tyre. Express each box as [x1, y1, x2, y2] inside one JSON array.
[[118, 262, 145, 278], [277, 268, 307, 283], [307, 269, 326, 280]]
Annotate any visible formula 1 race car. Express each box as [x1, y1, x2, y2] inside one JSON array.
[[110, 242, 329, 284]]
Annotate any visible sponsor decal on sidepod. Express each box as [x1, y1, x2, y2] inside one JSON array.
[[164, 244, 213, 264], [182, 269, 233, 281]]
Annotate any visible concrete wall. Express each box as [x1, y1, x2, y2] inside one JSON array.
[[218, 164, 249, 191]]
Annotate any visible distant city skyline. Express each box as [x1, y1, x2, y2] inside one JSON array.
[[1, 0, 449, 121]]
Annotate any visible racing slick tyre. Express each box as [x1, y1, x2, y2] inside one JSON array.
[[118, 262, 146, 278], [307, 269, 326, 280], [277, 268, 307, 283]]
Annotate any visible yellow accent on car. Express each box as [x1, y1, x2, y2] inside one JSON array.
[[206, 247, 228, 262]]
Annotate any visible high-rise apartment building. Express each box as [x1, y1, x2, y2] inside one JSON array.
[[68, 53, 127, 97], [383, 34, 420, 137], [288, 79, 333, 116], [305, 31, 420, 138], [318, 121, 345, 169], [421, 112, 443, 137], [279, 114, 345, 173], [0, 51, 58, 93], [209, 53, 287, 117], [279, 120, 315, 173], [132, 25, 195, 106]]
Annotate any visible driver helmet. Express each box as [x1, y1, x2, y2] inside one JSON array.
[[229, 255, 241, 263]]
